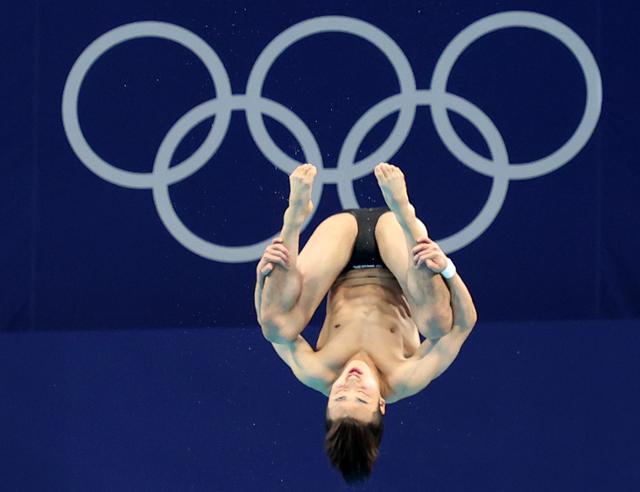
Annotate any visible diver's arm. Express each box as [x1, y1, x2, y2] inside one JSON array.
[[395, 251, 477, 399], [442, 272, 477, 337], [260, 209, 304, 315], [254, 272, 266, 326], [254, 236, 292, 326], [257, 210, 308, 343], [426, 272, 477, 365], [411, 238, 476, 335], [255, 239, 332, 391], [270, 335, 334, 395], [416, 272, 477, 381]]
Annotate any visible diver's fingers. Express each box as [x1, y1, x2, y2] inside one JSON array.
[[263, 252, 289, 269]]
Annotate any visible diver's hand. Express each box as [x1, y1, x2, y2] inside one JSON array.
[[257, 237, 290, 279], [411, 238, 448, 273]]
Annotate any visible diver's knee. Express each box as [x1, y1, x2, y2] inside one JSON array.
[[424, 309, 453, 338], [260, 316, 296, 344]]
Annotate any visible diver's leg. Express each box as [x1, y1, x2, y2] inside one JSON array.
[[373, 163, 453, 339], [263, 164, 357, 329], [294, 212, 357, 324]]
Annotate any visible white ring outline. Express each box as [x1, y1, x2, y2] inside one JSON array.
[[245, 16, 417, 186], [334, 90, 510, 253], [61, 12, 603, 261], [152, 95, 324, 262], [430, 11, 603, 179], [61, 21, 233, 189]]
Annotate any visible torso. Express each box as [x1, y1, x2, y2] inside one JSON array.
[[313, 267, 423, 402]]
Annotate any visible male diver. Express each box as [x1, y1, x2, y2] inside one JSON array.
[[254, 162, 477, 483]]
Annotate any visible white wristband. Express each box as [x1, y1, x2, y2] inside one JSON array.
[[440, 258, 457, 279]]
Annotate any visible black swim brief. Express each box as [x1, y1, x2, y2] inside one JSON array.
[[337, 207, 392, 275]]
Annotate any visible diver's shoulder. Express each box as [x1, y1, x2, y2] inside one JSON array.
[[299, 372, 332, 396], [383, 357, 430, 403], [276, 337, 335, 396]]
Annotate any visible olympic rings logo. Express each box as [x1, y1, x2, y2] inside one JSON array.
[[62, 12, 602, 262]]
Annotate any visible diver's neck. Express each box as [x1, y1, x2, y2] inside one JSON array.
[[347, 350, 373, 365], [346, 351, 392, 398]]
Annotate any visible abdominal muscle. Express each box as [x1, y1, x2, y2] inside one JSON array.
[[314, 268, 421, 389]]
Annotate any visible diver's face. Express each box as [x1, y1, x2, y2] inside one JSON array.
[[327, 361, 385, 423]]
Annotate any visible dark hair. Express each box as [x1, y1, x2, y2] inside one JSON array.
[[324, 407, 384, 484]]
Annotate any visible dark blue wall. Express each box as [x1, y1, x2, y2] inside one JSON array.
[[2, 1, 640, 491], [1, 320, 639, 491], [3, 0, 639, 330]]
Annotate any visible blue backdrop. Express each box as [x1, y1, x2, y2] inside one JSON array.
[[3, 0, 639, 330], [2, 0, 640, 491]]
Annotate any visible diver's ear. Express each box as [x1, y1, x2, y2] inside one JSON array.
[[379, 398, 386, 415]]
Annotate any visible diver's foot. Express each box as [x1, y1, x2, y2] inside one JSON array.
[[374, 162, 415, 229], [286, 163, 316, 226]]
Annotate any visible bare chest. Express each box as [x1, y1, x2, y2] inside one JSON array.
[[315, 283, 421, 378]]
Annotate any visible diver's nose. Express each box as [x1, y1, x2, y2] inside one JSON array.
[[346, 374, 360, 384]]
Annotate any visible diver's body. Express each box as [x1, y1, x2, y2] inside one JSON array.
[[314, 267, 421, 402], [255, 162, 477, 418]]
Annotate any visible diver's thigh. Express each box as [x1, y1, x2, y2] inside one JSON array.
[[295, 212, 357, 319], [375, 211, 412, 286]]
